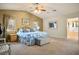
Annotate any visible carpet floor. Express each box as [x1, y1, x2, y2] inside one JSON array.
[[9, 38, 79, 55]]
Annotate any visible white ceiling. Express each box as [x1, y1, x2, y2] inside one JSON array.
[[0, 3, 79, 19]]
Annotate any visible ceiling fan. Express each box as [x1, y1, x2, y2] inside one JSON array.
[[34, 3, 46, 11], [30, 3, 46, 14], [30, 3, 56, 14]]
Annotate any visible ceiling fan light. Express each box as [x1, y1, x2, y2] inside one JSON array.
[[34, 10, 38, 13], [34, 9, 41, 14], [33, 4, 45, 14], [38, 10, 41, 14]]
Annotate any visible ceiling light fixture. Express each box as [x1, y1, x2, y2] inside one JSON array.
[[33, 3, 46, 14]]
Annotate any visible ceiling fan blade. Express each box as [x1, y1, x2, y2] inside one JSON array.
[[42, 9, 46, 11]]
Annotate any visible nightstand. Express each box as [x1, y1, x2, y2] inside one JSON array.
[[7, 34, 17, 42]]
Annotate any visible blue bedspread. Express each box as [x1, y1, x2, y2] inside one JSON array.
[[17, 30, 48, 44], [17, 31, 47, 38]]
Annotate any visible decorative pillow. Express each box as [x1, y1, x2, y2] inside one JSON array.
[[26, 29, 30, 32]]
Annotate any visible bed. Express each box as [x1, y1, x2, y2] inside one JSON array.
[[17, 28, 48, 46]]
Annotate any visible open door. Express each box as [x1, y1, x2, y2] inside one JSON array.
[[67, 17, 79, 41]]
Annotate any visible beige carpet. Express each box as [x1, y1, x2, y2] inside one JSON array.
[[10, 38, 79, 55]]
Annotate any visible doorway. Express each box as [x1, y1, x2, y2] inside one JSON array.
[[67, 17, 79, 41]]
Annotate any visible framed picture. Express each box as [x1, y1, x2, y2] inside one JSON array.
[[22, 17, 30, 25], [49, 21, 57, 29], [7, 16, 17, 31]]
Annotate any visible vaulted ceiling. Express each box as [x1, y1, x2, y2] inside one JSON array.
[[0, 3, 79, 19]]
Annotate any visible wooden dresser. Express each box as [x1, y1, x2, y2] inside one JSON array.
[[7, 33, 17, 42]]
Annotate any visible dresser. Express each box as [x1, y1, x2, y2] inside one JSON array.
[[7, 34, 17, 42]]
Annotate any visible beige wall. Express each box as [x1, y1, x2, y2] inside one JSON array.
[[0, 10, 43, 31], [43, 15, 67, 39], [43, 12, 79, 39], [66, 12, 79, 18], [0, 10, 78, 39]]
